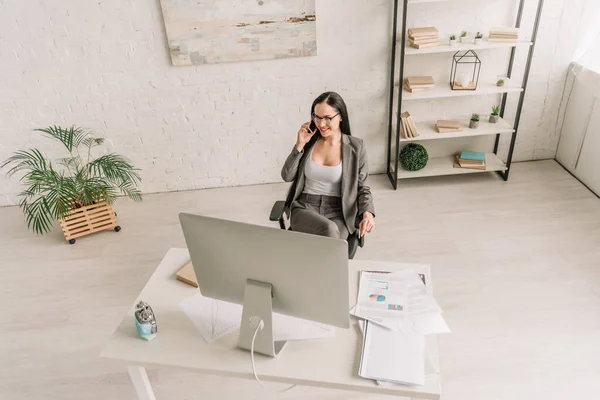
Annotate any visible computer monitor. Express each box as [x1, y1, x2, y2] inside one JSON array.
[[178, 212, 350, 357]]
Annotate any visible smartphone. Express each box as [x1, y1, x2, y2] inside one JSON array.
[[309, 120, 317, 135]]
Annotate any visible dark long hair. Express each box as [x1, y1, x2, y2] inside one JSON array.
[[285, 92, 352, 210]]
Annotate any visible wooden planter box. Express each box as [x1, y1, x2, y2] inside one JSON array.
[[59, 201, 121, 244]]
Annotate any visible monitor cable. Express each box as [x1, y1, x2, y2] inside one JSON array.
[[250, 319, 297, 393]]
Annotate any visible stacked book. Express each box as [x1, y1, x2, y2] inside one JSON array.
[[489, 27, 519, 42], [454, 150, 486, 170], [407, 27, 440, 49], [403, 76, 434, 93], [400, 111, 419, 139], [435, 120, 462, 133]]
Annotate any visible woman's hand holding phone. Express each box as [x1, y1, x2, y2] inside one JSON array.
[[296, 122, 316, 152]]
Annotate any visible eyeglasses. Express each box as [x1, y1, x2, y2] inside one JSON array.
[[312, 113, 340, 124]]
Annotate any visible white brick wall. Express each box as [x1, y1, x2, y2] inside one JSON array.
[[0, 0, 577, 206]]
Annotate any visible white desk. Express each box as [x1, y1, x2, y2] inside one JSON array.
[[101, 248, 442, 399]]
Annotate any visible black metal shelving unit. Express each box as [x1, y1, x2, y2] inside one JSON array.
[[386, 0, 545, 190]]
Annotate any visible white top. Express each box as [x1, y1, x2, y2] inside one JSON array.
[[100, 248, 441, 399], [302, 146, 342, 197]]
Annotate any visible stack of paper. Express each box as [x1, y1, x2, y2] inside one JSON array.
[[351, 270, 449, 386], [489, 27, 519, 42]]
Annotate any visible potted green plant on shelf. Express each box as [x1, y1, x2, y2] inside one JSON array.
[[489, 105, 501, 123], [449, 34, 457, 47], [460, 31, 468, 43], [1, 126, 142, 244], [496, 78, 505, 87], [469, 114, 480, 129], [475, 32, 483, 45]]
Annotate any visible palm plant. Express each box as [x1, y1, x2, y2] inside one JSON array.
[[2, 126, 142, 235]]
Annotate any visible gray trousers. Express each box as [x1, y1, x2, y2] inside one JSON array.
[[291, 193, 349, 240]]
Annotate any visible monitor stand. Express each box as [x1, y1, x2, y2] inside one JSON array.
[[237, 279, 287, 357]]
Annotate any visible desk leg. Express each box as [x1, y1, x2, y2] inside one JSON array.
[[128, 366, 156, 400]]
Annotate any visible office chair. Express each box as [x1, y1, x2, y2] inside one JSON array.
[[269, 200, 365, 259]]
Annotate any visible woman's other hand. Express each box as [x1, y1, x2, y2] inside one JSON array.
[[359, 211, 375, 237], [296, 122, 316, 151]]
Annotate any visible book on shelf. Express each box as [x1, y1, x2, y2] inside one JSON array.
[[408, 26, 439, 38], [459, 150, 486, 162], [400, 111, 420, 139], [405, 76, 434, 85], [409, 34, 438, 40], [489, 27, 519, 42], [454, 154, 487, 170], [410, 41, 440, 49], [436, 126, 462, 133], [404, 76, 434, 92], [489, 33, 520, 39], [409, 37, 440, 45], [404, 84, 431, 93], [490, 27, 519, 35], [408, 26, 440, 49], [401, 114, 411, 138], [435, 120, 462, 133]]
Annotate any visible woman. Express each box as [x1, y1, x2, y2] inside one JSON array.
[[281, 91, 375, 245]]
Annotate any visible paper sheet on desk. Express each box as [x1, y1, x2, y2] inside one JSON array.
[[352, 307, 450, 335], [406, 312, 450, 335], [180, 293, 335, 343], [357, 320, 437, 386], [402, 270, 442, 317], [358, 320, 426, 386], [353, 271, 408, 328], [352, 270, 444, 332], [179, 293, 241, 343]]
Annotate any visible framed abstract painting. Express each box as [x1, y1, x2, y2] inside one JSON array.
[[158, 0, 317, 66]]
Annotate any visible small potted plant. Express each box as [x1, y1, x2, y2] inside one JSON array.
[[460, 31, 468, 43], [2, 126, 142, 243], [489, 105, 501, 123], [469, 114, 480, 129], [475, 32, 483, 45], [497, 78, 505, 87], [449, 34, 457, 47]]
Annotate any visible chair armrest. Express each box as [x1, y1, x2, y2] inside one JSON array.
[[269, 201, 287, 222]]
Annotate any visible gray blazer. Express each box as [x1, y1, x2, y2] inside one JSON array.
[[281, 134, 375, 233]]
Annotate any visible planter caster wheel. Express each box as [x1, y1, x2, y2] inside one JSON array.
[[114, 226, 121, 232], [68, 239, 76, 245]]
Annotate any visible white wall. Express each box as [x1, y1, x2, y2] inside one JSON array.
[[556, 63, 600, 194], [0, 0, 577, 206]]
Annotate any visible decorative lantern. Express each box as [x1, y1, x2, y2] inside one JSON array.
[[450, 50, 481, 91]]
